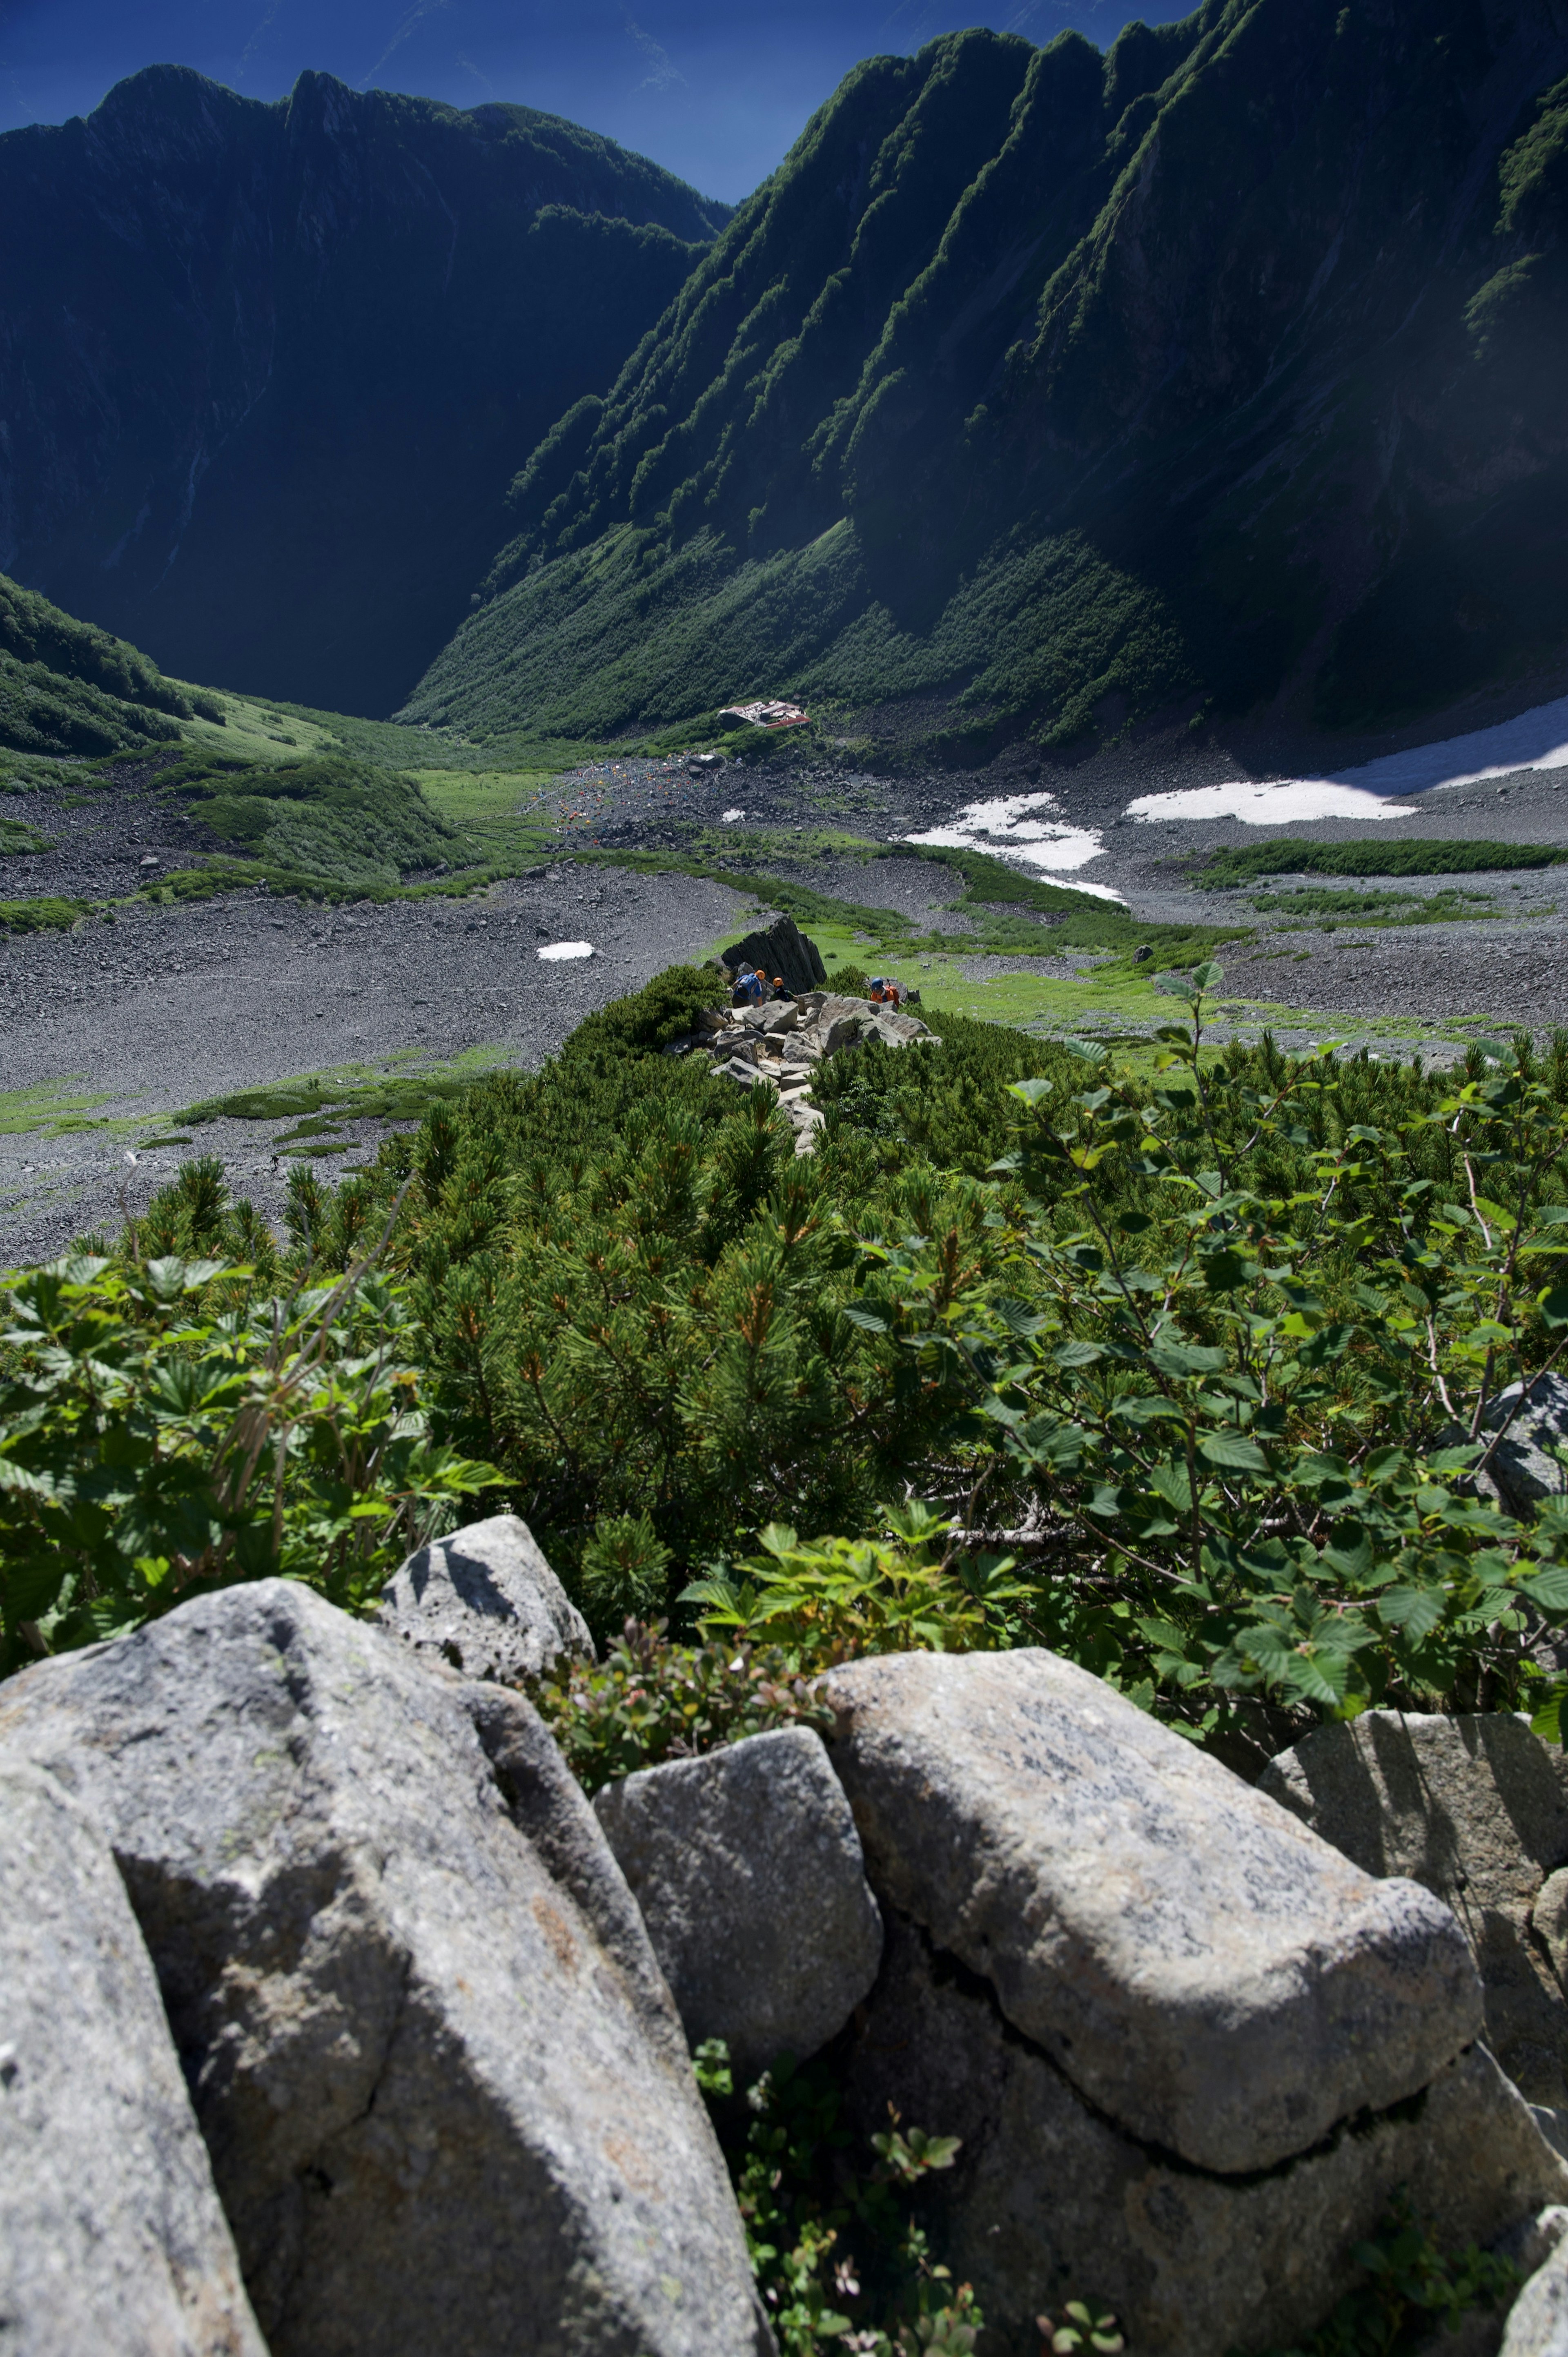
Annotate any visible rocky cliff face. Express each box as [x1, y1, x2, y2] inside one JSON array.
[[0, 66, 727, 716], [405, 0, 1568, 755]]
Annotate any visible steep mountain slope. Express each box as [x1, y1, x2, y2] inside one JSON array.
[[403, 0, 1568, 756], [0, 69, 728, 718], [0, 569, 219, 759]]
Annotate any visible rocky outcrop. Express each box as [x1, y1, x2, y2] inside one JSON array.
[[844, 1913, 1564, 2357], [815, 1648, 1568, 2356], [720, 916, 826, 996], [594, 1727, 884, 2081], [1478, 1376, 1568, 1520], [0, 1581, 769, 2357], [674, 979, 930, 1153], [1261, 1713, 1568, 2118], [822, 1648, 1481, 2174], [1504, 2221, 1568, 2356], [0, 1762, 266, 2357], [376, 1511, 594, 1682]]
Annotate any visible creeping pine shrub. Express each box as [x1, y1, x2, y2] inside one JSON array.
[[0, 1253, 495, 1672]]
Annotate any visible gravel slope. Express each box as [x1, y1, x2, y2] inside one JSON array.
[[0, 861, 748, 1262]]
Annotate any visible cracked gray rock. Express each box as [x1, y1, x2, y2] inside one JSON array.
[[376, 1511, 594, 1683], [1503, 2219, 1568, 2355], [1262, 1713, 1568, 2118], [821, 1648, 1483, 2173], [0, 1581, 770, 2357], [593, 1726, 884, 2081], [0, 1762, 266, 2357], [845, 1911, 1568, 2357]]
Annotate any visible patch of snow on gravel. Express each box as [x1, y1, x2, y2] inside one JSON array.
[[537, 941, 595, 961], [1128, 693, 1568, 826], [1126, 781, 1420, 825], [1338, 692, 1568, 795], [908, 793, 1125, 899]]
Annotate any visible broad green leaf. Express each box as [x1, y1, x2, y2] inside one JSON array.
[[1148, 1342, 1227, 1377], [1376, 1585, 1447, 1643], [1197, 1432, 1270, 1472]]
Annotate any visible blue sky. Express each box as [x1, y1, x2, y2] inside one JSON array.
[[0, 0, 1192, 202]]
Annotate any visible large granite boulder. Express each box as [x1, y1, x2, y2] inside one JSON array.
[[1261, 1713, 1568, 2116], [719, 915, 826, 997], [821, 1648, 1481, 2174], [1504, 2226, 1568, 2355], [843, 1913, 1565, 2357], [0, 1581, 768, 2357], [375, 1511, 594, 1682], [594, 1726, 884, 2082], [0, 1762, 266, 2357]]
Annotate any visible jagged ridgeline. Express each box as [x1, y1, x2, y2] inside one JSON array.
[[404, 0, 1568, 755], [0, 68, 730, 717]]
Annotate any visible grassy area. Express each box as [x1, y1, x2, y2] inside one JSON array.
[[1246, 885, 1501, 925], [1194, 838, 1568, 888], [0, 1078, 122, 1137], [0, 895, 90, 934], [0, 815, 52, 855], [179, 1042, 517, 1135]]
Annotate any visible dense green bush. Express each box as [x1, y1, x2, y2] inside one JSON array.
[[1194, 838, 1568, 887], [260, 960, 1568, 1764], [18, 955, 1568, 1788], [0, 1249, 494, 1675]]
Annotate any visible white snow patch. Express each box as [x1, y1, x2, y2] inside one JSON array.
[[722, 807, 746, 823], [1336, 691, 1568, 795], [1126, 780, 1420, 826], [1127, 691, 1568, 828], [907, 792, 1125, 901], [537, 941, 595, 961]]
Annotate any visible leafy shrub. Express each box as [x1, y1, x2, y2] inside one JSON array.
[[531, 1618, 832, 1792], [918, 971, 1568, 1754], [695, 2044, 982, 2357], [0, 1253, 495, 1674], [1252, 2193, 1520, 2355], [684, 1501, 1029, 1665]]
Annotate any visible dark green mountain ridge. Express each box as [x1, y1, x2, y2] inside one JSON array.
[[402, 0, 1568, 758], [0, 67, 729, 718]]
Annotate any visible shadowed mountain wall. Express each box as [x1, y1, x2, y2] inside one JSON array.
[[0, 67, 729, 717], [402, 0, 1568, 756]]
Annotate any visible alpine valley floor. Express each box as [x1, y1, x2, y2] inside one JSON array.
[[7, 709, 1568, 1262]]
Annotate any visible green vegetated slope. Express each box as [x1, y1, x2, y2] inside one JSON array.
[[0, 573, 224, 756], [34, 963, 1568, 1779], [0, 571, 475, 914], [406, 0, 1568, 756], [0, 67, 729, 716], [9, 974, 1564, 2350]]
